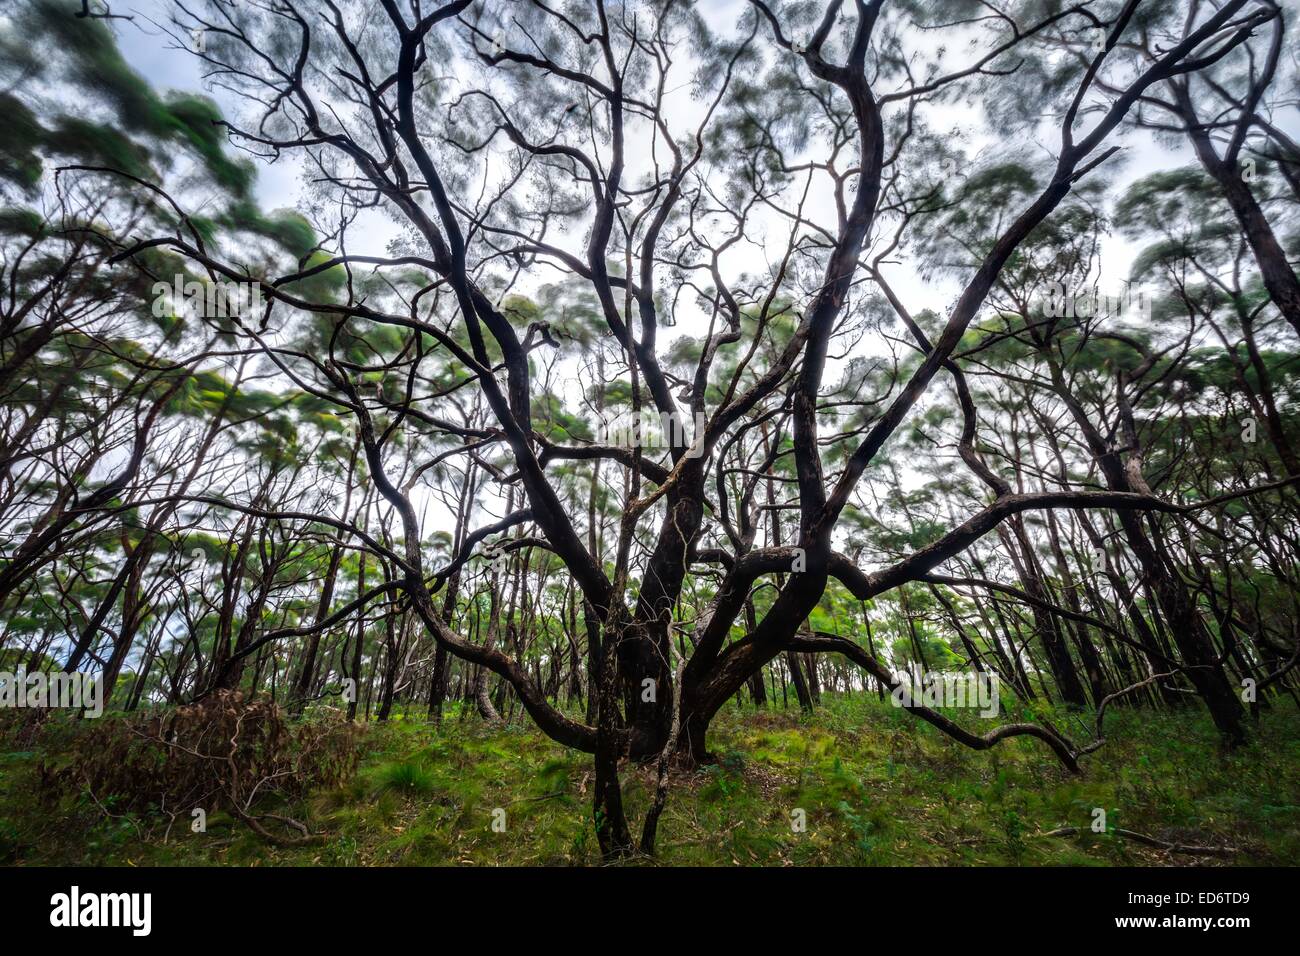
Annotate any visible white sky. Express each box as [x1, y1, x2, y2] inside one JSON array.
[[107, 0, 1181, 315], [99, 0, 1284, 543]]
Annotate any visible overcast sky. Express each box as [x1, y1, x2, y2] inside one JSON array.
[[98, 0, 1270, 537], [106, 0, 1209, 314]]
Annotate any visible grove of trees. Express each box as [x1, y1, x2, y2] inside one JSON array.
[[1, 0, 1297, 858]]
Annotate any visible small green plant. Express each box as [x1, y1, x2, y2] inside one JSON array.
[[1001, 807, 1026, 862], [837, 800, 877, 858], [371, 760, 436, 796], [699, 764, 738, 801], [0, 818, 21, 863]]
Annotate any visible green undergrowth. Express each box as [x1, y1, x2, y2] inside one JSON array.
[[2, 694, 1297, 866]]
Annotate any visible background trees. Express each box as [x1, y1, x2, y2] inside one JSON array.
[[1, 0, 1297, 859]]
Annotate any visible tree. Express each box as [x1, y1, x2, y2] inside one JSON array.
[[3, 0, 1297, 861]]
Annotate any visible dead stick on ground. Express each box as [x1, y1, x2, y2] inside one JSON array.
[[1037, 826, 1239, 856]]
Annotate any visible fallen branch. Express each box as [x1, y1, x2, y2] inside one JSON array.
[[789, 631, 1081, 772], [1037, 825, 1240, 857]]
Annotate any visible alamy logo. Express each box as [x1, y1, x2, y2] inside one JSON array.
[[0, 668, 102, 718], [890, 671, 1000, 717], [1040, 282, 1152, 322], [50, 886, 151, 936], [152, 274, 265, 320], [596, 410, 707, 458]]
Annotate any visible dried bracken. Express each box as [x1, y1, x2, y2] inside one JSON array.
[[37, 692, 360, 845]]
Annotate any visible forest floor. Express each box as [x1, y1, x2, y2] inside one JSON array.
[[2, 694, 1298, 866]]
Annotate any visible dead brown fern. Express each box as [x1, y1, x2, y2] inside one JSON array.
[[37, 691, 360, 845]]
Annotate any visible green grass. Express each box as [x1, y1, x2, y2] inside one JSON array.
[[1, 695, 1297, 866], [369, 759, 438, 797]]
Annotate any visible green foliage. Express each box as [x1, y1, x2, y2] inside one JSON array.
[[370, 760, 437, 797], [2, 697, 1295, 866], [4, 1, 253, 197], [0, 816, 20, 863]]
